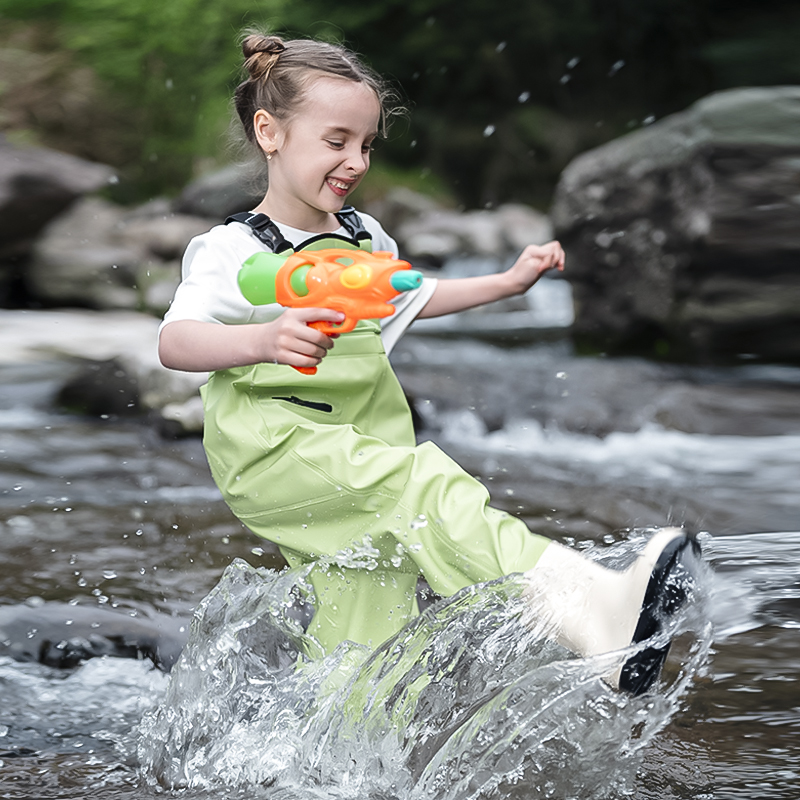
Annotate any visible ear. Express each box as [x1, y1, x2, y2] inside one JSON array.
[[253, 109, 281, 156]]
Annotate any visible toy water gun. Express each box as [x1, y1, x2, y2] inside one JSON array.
[[238, 248, 423, 374]]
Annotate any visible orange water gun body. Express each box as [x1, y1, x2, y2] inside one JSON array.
[[238, 248, 423, 374]]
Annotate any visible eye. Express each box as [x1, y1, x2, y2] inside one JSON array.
[[326, 140, 345, 149]]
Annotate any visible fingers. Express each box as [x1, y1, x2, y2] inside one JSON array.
[[293, 307, 346, 326], [550, 241, 565, 271], [524, 241, 565, 272], [266, 308, 345, 368]]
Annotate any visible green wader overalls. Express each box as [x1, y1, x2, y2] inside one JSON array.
[[201, 216, 550, 654]]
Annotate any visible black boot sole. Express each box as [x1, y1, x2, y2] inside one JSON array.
[[618, 532, 702, 695]]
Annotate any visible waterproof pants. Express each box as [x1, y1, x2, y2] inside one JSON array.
[[202, 323, 550, 653]]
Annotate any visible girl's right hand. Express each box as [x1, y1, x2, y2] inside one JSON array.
[[261, 307, 345, 369]]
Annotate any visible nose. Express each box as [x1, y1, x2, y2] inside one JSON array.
[[343, 144, 369, 175]]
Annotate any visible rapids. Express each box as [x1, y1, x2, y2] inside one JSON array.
[[1, 322, 799, 798]]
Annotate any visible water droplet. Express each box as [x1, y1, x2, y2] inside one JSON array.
[[12, 484, 21, 492], [102, 570, 117, 580], [495, 41, 506, 52], [518, 91, 530, 103], [77, 578, 87, 587], [643, 115, 656, 126], [556, 371, 567, 379], [567, 56, 580, 69], [559, 74, 571, 84], [608, 60, 625, 76], [251, 547, 264, 556], [483, 124, 496, 137]]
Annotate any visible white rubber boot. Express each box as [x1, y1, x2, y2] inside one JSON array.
[[523, 528, 701, 695]]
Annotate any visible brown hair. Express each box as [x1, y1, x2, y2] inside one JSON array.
[[234, 32, 400, 148]]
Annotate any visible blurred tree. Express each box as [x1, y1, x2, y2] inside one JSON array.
[[0, 0, 286, 199], [0, 0, 796, 206]]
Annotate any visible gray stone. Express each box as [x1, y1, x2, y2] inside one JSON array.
[[27, 197, 212, 313], [0, 309, 207, 429], [0, 136, 115, 257], [397, 204, 552, 261], [174, 162, 265, 220], [551, 86, 800, 362], [363, 186, 443, 233]]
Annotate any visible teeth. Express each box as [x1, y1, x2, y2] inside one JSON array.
[[329, 179, 349, 190]]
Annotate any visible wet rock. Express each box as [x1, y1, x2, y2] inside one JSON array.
[[394, 197, 553, 261], [27, 197, 214, 314], [363, 186, 443, 233], [0, 136, 114, 258], [0, 601, 190, 671], [56, 358, 140, 417], [174, 162, 265, 220], [0, 308, 207, 427], [551, 86, 800, 363]]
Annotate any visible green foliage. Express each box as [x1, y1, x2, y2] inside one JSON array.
[[0, 0, 288, 198], [0, 0, 797, 206]]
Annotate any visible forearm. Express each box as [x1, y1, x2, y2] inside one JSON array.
[[417, 272, 523, 319], [158, 320, 263, 372], [159, 308, 344, 373], [417, 241, 565, 319]]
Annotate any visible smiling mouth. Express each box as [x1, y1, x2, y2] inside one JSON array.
[[327, 178, 354, 196]]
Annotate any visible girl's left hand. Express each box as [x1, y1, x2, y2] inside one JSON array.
[[506, 241, 565, 294]]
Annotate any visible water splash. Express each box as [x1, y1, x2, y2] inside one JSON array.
[[139, 538, 712, 798]]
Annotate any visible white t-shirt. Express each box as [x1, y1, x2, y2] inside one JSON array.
[[160, 211, 436, 355]]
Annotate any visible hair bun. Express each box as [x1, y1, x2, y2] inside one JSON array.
[[242, 33, 285, 59]]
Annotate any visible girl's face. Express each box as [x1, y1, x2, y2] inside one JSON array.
[[259, 76, 381, 230]]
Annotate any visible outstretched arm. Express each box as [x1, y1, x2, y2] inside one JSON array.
[[417, 241, 565, 319], [158, 307, 345, 373]]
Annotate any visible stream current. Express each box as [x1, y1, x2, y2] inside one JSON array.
[[1, 320, 799, 799]]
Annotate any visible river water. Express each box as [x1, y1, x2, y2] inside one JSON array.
[[1, 302, 799, 798]]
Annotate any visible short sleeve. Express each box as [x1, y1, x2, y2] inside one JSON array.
[[381, 277, 437, 354], [159, 224, 283, 334]]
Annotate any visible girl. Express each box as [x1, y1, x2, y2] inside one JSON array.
[[159, 33, 699, 695]]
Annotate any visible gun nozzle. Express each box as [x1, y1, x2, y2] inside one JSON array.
[[390, 270, 424, 292]]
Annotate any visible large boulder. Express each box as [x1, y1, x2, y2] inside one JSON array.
[[174, 162, 265, 220], [551, 87, 800, 362], [0, 308, 207, 430], [0, 137, 115, 305], [0, 136, 114, 258], [27, 197, 214, 313]]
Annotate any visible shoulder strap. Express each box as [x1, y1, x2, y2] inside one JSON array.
[[224, 212, 294, 253], [335, 206, 372, 245], [226, 207, 371, 252]]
